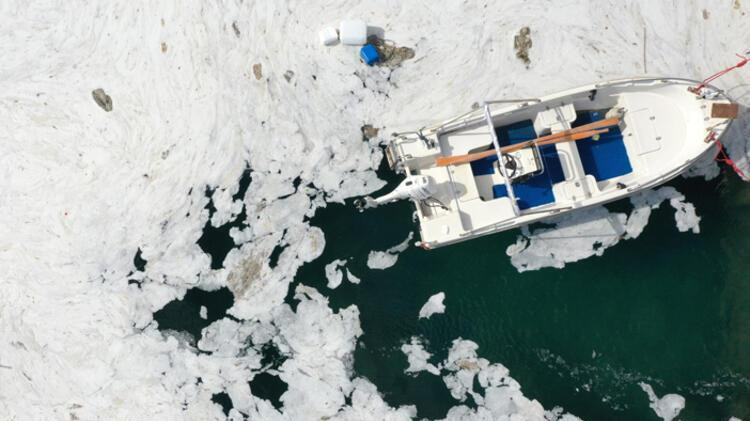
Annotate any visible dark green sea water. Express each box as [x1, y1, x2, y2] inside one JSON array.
[[157, 167, 750, 420]]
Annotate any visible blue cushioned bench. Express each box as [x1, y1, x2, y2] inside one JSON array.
[[572, 110, 632, 181], [470, 120, 565, 210]]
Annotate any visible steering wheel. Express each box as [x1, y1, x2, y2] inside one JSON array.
[[501, 154, 518, 179]]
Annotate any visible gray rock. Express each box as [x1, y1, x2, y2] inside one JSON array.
[[92, 88, 112, 112]]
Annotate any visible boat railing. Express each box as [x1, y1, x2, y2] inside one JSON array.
[[594, 77, 670, 89], [458, 205, 573, 237], [392, 98, 541, 140], [592, 76, 730, 93], [482, 102, 521, 217], [436, 98, 541, 136]]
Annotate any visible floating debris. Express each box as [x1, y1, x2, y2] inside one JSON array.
[[360, 44, 380, 66], [91, 88, 112, 112], [514, 26, 532, 67], [252, 63, 263, 80], [161, 42, 167, 53], [361, 124, 379, 140], [368, 35, 415, 68], [340, 19, 368, 45], [232, 21, 240, 37], [319, 27, 338, 46]]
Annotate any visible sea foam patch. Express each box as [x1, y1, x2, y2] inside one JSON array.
[[367, 232, 413, 270], [418, 292, 446, 319], [639, 383, 685, 421], [507, 187, 704, 272]]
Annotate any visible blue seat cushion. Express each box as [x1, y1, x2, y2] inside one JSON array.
[[573, 110, 633, 181], [477, 120, 565, 210], [470, 155, 497, 176]]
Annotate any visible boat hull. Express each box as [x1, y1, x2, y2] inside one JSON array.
[[387, 77, 736, 248]]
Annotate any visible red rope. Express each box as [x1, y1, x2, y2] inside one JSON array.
[[689, 54, 749, 94], [709, 131, 749, 180]]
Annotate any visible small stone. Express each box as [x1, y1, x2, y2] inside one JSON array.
[[91, 88, 112, 112], [283, 70, 294, 83], [252, 63, 263, 80], [161, 42, 167, 53]]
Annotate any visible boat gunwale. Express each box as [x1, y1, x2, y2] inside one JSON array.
[[408, 77, 736, 140]]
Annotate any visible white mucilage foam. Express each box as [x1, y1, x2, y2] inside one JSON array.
[[639, 383, 686, 421], [401, 337, 441, 376], [325, 259, 347, 289], [2, 1, 749, 420], [367, 232, 413, 270], [507, 186, 706, 272], [418, 292, 446, 319], [326, 260, 361, 288], [345, 268, 362, 285], [438, 339, 581, 421], [398, 337, 581, 420]]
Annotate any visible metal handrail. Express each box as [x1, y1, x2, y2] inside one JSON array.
[[484, 98, 541, 105], [483, 103, 520, 216], [393, 98, 541, 138], [436, 98, 541, 135]]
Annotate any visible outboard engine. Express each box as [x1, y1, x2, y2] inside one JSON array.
[[356, 175, 436, 209]]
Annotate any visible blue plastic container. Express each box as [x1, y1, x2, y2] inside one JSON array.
[[360, 44, 380, 66]]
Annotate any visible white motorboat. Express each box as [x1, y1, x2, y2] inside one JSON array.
[[369, 77, 738, 248]]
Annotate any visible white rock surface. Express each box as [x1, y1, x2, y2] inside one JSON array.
[[418, 292, 446, 319], [639, 383, 686, 421]]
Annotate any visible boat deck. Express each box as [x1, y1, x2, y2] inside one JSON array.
[[469, 111, 633, 210], [471, 119, 566, 209]]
